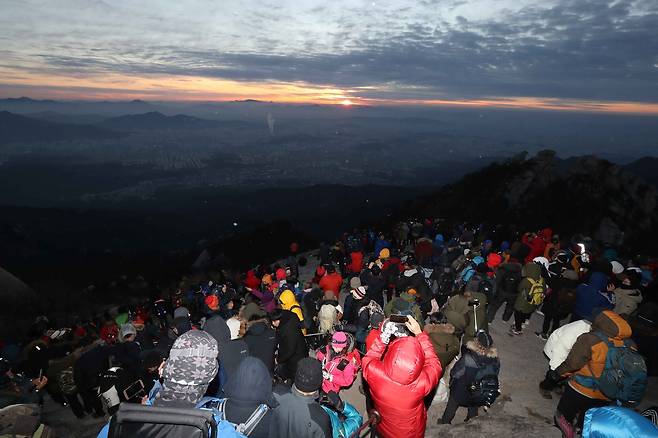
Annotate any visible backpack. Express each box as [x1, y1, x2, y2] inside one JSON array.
[[107, 403, 219, 438], [525, 277, 546, 306], [587, 333, 648, 405], [208, 398, 269, 437], [500, 270, 520, 296], [465, 354, 500, 407]]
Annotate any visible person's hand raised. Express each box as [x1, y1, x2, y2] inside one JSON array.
[[405, 315, 422, 336]]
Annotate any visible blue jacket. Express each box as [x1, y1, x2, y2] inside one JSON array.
[[97, 381, 244, 438], [574, 272, 614, 320], [583, 406, 658, 438], [321, 402, 363, 438]]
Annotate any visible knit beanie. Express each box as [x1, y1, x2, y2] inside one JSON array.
[[156, 331, 219, 406], [294, 357, 324, 393], [120, 323, 136, 341], [349, 277, 362, 289]]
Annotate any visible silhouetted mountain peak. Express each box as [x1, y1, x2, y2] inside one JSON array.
[[0, 111, 121, 144], [408, 151, 658, 251]]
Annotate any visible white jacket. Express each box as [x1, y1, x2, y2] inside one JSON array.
[[544, 319, 591, 370]]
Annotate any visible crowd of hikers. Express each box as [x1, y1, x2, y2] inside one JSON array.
[[2, 219, 658, 437]]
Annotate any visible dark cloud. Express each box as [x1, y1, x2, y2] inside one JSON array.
[[29, 0, 658, 102]]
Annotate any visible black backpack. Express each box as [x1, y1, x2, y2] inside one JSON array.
[[466, 354, 500, 408], [107, 403, 217, 438], [500, 270, 520, 296]]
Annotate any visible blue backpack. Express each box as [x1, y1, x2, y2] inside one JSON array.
[[587, 332, 648, 405]]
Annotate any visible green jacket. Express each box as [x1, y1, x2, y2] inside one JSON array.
[[514, 263, 544, 314], [384, 292, 423, 327]]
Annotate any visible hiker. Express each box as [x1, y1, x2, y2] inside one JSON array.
[[572, 271, 614, 322], [204, 313, 249, 390], [536, 264, 579, 340], [443, 283, 487, 343], [316, 332, 359, 394], [612, 272, 643, 316], [269, 357, 333, 437], [242, 307, 277, 374], [554, 310, 646, 435], [384, 287, 423, 328], [539, 318, 592, 398], [319, 265, 344, 299], [509, 262, 546, 336], [97, 330, 242, 438], [487, 258, 522, 324], [360, 264, 386, 308], [270, 310, 308, 382], [277, 289, 306, 334], [218, 357, 277, 438], [440, 331, 500, 424], [396, 255, 432, 317], [363, 315, 441, 438], [424, 314, 460, 369]]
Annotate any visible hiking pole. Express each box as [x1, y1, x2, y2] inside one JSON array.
[[469, 298, 480, 333]]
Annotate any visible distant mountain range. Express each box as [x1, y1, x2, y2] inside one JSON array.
[[0, 111, 121, 145], [97, 111, 250, 131]]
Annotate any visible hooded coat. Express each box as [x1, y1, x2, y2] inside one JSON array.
[[243, 320, 277, 374], [613, 287, 643, 316], [574, 272, 614, 320], [274, 310, 308, 380], [448, 339, 499, 406], [362, 332, 441, 438], [222, 357, 277, 438], [556, 310, 634, 400], [205, 315, 249, 385], [544, 319, 592, 370]]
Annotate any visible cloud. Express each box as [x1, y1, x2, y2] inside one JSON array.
[[1, 0, 657, 103]]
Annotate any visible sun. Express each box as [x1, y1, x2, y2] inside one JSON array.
[[340, 99, 354, 106]]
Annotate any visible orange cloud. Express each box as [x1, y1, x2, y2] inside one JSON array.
[[1, 66, 657, 115]]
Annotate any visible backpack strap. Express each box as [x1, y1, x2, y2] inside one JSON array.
[[236, 404, 269, 436]]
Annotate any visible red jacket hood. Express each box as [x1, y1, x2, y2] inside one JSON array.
[[383, 336, 425, 385]]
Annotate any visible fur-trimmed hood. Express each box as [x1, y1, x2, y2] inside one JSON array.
[[465, 339, 498, 358], [424, 323, 455, 335]]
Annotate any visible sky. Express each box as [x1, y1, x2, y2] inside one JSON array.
[[1, 0, 657, 113]]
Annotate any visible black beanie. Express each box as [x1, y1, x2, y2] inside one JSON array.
[[295, 357, 323, 393]]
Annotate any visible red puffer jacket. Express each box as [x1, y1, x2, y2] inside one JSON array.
[[362, 332, 441, 438]]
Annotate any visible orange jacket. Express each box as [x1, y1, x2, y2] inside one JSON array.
[[556, 310, 633, 400]]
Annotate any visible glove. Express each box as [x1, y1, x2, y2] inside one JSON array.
[[324, 391, 344, 412], [322, 370, 332, 381]]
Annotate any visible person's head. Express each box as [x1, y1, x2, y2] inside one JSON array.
[[269, 309, 283, 328], [225, 357, 276, 406], [351, 285, 367, 301], [379, 248, 390, 260], [156, 331, 219, 406], [141, 349, 163, 374], [120, 323, 136, 343], [326, 264, 336, 274], [294, 357, 324, 395], [331, 331, 348, 354]]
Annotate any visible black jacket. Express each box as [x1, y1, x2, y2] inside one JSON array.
[[224, 357, 277, 438], [244, 320, 278, 374], [275, 310, 308, 380], [269, 384, 332, 438], [360, 271, 385, 306], [205, 315, 249, 384]]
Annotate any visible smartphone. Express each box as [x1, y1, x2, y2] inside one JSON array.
[[389, 314, 408, 324], [123, 380, 146, 401], [336, 358, 350, 371]]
